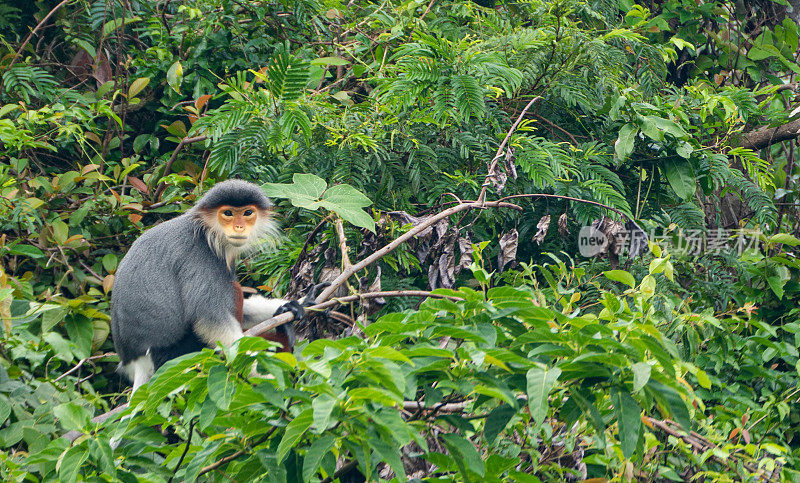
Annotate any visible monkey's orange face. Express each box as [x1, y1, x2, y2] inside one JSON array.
[[216, 205, 261, 246]]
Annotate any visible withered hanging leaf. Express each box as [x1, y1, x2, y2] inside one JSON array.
[[319, 266, 347, 297], [456, 234, 473, 274], [504, 147, 518, 181], [127, 176, 149, 195], [558, 212, 569, 237], [497, 229, 519, 273], [427, 262, 439, 290], [533, 215, 551, 245], [324, 246, 337, 264], [387, 211, 449, 264], [487, 154, 507, 195], [438, 252, 455, 289], [588, 217, 626, 268], [494, 171, 508, 195], [358, 266, 385, 316]]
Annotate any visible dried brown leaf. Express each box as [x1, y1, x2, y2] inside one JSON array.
[[533, 215, 551, 245], [558, 213, 569, 237], [456, 234, 473, 274], [497, 229, 519, 273]]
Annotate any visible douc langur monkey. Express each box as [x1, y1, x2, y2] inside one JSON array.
[[111, 179, 309, 391]]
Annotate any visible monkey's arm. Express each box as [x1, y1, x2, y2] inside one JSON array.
[[241, 295, 294, 330]]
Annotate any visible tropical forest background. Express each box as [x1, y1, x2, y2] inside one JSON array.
[[1, 0, 800, 481]]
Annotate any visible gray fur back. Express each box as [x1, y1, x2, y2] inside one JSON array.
[[110, 213, 235, 364]]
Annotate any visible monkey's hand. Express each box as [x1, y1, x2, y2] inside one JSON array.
[[271, 283, 330, 350], [273, 301, 303, 349]]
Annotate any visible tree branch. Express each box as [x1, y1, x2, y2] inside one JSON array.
[[739, 118, 800, 150], [245, 290, 465, 336]]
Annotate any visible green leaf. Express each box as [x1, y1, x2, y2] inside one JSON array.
[[262, 173, 327, 209], [604, 270, 635, 288], [102, 16, 140, 35], [128, 77, 149, 98], [267, 53, 310, 101], [7, 244, 45, 258], [319, 184, 375, 232], [312, 394, 336, 432], [167, 61, 183, 94], [484, 405, 516, 444], [41, 306, 67, 333], [263, 174, 375, 232], [302, 434, 336, 481], [767, 275, 786, 299], [615, 123, 637, 160], [662, 159, 696, 200], [441, 433, 485, 477], [277, 408, 314, 463], [65, 316, 93, 359], [631, 362, 651, 392], [526, 366, 561, 428], [310, 56, 350, 66], [696, 369, 711, 389], [207, 365, 235, 410], [0, 398, 10, 426], [648, 380, 690, 431], [370, 436, 406, 481], [611, 387, 642, 458], [101, 253, 118, 274], [57, 445, 89, 483], [53, 402, 91, 432], [768, 233, 800, 246]]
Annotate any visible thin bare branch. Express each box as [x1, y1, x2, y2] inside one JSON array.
[[334, 218, 352, 270], [478, 96, 541, 203]]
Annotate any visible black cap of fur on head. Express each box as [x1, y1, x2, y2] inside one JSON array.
[[195, 180, 272, 210]]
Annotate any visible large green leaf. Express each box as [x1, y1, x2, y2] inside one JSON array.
[[302, 434, 336, 481], [615, 123, 637, 160], [611, 387, 642, 458], [277, 408, 314, 464], [526, 366, 561, 428], [263, 174, 375, 232], [207, 365, 235, 410], [661, 159, 696, 200]]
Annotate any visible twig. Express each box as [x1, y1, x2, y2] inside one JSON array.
[[496, 193, 631, 220], [478, 96, 541, 204], [532, 114, 579, 144], [167, 418, 196, 483], [402, 400, 468, 412], [198, 448, 245, 475], [3, 0, 73, 94], [334, 218, 352, 270], [53, 352, 115, 383], [153, 135, 208, 201]]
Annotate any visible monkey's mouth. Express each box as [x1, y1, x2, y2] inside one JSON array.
[[227, 235, 249, 245]]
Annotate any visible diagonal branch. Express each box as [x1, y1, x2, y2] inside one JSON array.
[[738, 118, 800, 150]]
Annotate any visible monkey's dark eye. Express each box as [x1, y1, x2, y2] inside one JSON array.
[[223, 210, 233, 217], [243, 209, 253, 216]]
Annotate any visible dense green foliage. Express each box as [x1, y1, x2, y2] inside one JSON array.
[[2, 0, 800, 481]]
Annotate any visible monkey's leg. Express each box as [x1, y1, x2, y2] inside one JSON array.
[[127, 354, 155, 392]]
